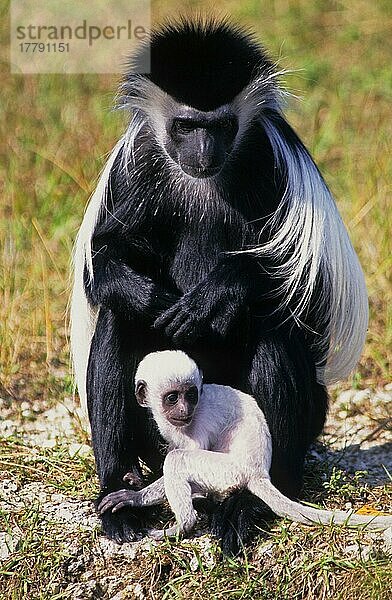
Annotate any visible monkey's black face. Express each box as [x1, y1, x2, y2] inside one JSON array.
[[165, 106, 238, 179], [162, 385, 199, 427]]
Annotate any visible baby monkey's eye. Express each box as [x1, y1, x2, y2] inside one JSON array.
[[165, 392, 179, 405], [185, 386, 198, 405]]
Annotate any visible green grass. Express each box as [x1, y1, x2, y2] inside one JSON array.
[[1, 0, 391, 598], [0, 432, 97, 599], [0, 436, 97, 496], [0, 427, 390, 599], [0, 414, 390, 599]]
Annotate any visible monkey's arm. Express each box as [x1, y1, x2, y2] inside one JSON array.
[[97, 477, 166, 514], [85, 234, 179, 321], [154, 254, 264, 343]]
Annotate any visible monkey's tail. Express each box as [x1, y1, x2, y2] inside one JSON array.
[[247, 478, 392, 530]]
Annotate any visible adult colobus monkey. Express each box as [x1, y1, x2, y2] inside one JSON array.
[[98, 351, 392, 539], [71, 18, 368, 553]]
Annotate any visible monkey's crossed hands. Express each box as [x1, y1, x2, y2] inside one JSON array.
[[154, 272, 249, 344]]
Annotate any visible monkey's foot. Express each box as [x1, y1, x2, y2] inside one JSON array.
[[100, 509, 146, 544], [96, 489, 148, 544], [211, 490, 273, 555], [97, 489, 139, 514]]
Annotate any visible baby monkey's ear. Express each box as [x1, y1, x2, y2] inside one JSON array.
[[135, 380, 148, 406]]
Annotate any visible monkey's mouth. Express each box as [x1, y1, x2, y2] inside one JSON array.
[[180, 163, 222, 179], [170, 416, 193, 426]]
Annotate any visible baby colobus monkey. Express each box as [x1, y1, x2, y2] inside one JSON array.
[[98, 351, 392, 539]]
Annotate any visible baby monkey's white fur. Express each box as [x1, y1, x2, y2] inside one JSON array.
[[98, 351, 392, 539]]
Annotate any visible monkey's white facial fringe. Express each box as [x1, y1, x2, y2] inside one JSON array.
[[233, 67, 291, 145], [122, 110, 146, 173], [256, 117, 368, 384], [119, 77, 176, 163]]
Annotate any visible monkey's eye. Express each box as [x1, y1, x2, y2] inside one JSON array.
[[165, 392, 179, 405], [172, 118, 196, 135], [185, 387, 198, 405], [221, 116, 238, 134], [221, 117, 238, 137]]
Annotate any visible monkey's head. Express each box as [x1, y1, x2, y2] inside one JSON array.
[[134, 351, 202, 428], [122, 18, 277, 179]]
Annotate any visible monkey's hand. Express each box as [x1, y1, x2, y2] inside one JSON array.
[[154, 282, 243, 344], [97, 490, 142, 515], [98, 477, 166, 517], [86, 254, 180, 323], [153, 273, 248, 344]]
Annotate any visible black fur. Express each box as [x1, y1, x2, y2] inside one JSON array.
[[84, 20, 329, 553], [128, 17, 273, 111]]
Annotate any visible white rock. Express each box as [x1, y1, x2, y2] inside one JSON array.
[[343, 543, 373, 560], [0, 532, 19, 560], [257, 541, 274, 558], [97, 536, 141, 559], [337, 389, 357, 406], [68, 443, 92, 459], [383, 527, 392, 550], [64, 581, 100, 600], [0, 479, 18, 495], [352, 389, 372, 405], [133, 583, 146, 599], [0, 420, 17, 436]]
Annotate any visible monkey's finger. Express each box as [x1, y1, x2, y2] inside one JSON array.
[[153, 304, 180, 329], [171, 318, 200, 344], [97, 491, 134, 514], [111, 501, 135, 513], [98, 498, 120, 514], [163, 311, 190, 338], [160, 291, 181, 310], [97, 500, 115, 514], [98, 498, 134, 514]]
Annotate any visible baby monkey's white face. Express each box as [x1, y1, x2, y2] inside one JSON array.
[[134, 350, 203, 428], [135, 377, 199, 428], [161, 384, 199, 427]]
